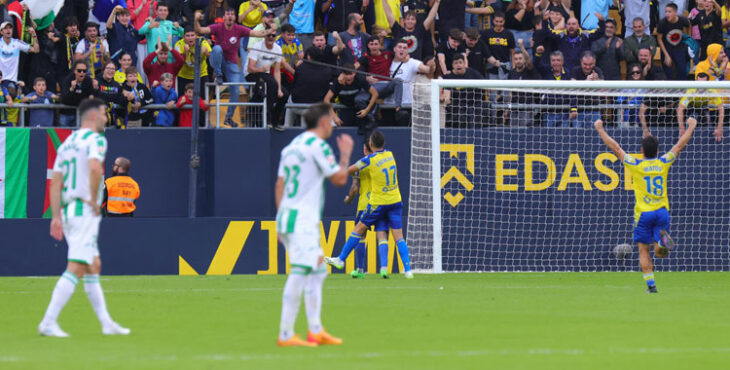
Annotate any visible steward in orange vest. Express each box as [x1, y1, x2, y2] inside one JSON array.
[[102, 157, 140, 217]]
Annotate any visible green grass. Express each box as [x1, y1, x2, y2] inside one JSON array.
[[1, 273, 729, 369]]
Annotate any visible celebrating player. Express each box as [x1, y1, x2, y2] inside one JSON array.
[[38, 98, 130, 337], [275, 103, 353, 347], [594, 117, 698, 293], [343, 139, 374, 279], [325, 130, 413, 279]]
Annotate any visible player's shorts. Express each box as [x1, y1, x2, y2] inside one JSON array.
[[278, 227, 324, 271], [360, 202, 403, 232], [354, 209, 365, 224], [633, 208, 670, 245], [62, 202, 101, 265]]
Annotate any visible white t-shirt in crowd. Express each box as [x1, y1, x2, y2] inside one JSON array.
[[0, 38, 30, 82], [246, 40, 283, 74], [387, 57, 423, 106]]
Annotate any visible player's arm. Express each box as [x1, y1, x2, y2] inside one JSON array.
[[328, 135, 354, 187], [594, 119, 626, 161], [49, 171, 64, 241], [344, 176, 359, 204], [275, 176, 285, 209], [87, 159, 103, 215], [670, 117, 698, 156]]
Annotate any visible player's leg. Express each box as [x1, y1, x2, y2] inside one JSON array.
[[84, 256, 130, 335], [375, 230, 390, 278], [305, 258, 342, 345], [634, 211, 658, 293], [277, 233, 317, 347], [38, 260, 86, 337], [353, 233, 367, 277], [388, 203, 413, 278], [638, 243, 657, 293], [326, 206, 378, 269]]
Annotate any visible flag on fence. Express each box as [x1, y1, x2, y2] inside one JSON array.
[[43, 128, 72, 218], [23, 0, 66, 31], [0, 128, 30, 218]]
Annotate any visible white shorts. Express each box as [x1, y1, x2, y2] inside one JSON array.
[[278, 228, 323, 271], [63, 211, 101, 265]]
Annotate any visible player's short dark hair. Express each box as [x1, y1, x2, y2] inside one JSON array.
[[304, 103, 333, 130], [666, 3, 678, 11], [642, 135, 659, 158], [281, 24, 296, 34], [364, 134, 373, 153], [79, 98, 107, 120], [369, 130, 385, 149]]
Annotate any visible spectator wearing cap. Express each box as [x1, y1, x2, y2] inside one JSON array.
[[249, 6, 293, 46], [139, 2, 184, 63], [74, 22, 110, 79], [0, 21, 39, 84], [590, 18, 624, 80], [106, 5, 143, 64]]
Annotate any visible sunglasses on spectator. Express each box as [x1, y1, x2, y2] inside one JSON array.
[[266, 34, 276, 38], [76, 69, 87, 73], [630, 70, 641, 75]]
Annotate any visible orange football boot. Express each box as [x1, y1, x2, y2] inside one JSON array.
[[307, 329, 343, 345], [277, 334, 318, 347]]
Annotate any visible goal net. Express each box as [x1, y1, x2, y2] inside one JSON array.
[[408, 79, 730, 272]]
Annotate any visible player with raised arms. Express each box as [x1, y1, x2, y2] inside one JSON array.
[[275, 102, 353, 347], [325, 130, 414, 279], [38, 98, 130, 337], [594, 117, 698, 293], [343, 138, 374, 279]]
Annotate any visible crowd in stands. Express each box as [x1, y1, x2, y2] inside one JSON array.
[[0, 0, 728, 133]]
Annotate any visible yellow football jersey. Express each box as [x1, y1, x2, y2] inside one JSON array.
[[623, 152, 676, 222], [355, 150, 402, 206], [679, 89, 722, 110], [356, 169, 371, 211]]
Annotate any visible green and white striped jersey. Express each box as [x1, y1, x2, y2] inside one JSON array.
[[52, 128, 107, 212], [276, 131, 340, 234]]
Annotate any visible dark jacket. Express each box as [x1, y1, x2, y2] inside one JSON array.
[[60, 73, 97, 115], [549, 20, 605, 71], [591, 35, 624, 80]]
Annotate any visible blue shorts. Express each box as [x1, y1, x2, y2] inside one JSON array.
[[633, 208, 670, 245], [354, 209, 365, 224], [359, 202, 403, 232]]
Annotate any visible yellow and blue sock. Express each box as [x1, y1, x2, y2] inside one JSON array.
[[396, 238, 411, 272], [378, 240, 388, 270], [338, 232, 362, 261], [643, 273, 656, 288], [355, 239, 366, 270]]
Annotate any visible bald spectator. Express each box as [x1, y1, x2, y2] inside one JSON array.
[[548, 12, 605, 71], [103, 157, 141, 217]]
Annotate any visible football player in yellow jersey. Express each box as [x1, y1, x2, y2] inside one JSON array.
[[595, 118, 698, 293], [326, 131, 414, 279], [343, 140, 373, 279]]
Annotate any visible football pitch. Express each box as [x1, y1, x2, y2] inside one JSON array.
[[1, 273, 729, 369]]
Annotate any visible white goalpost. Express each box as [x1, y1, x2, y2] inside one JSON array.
[[408, 79, 730, 273]]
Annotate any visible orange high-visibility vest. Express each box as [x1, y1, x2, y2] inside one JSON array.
[[104, 175, 140, 215]]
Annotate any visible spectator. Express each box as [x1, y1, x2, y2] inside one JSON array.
[[247, 28, 289, 129], [581, 0, 611, 30], [29, 23, 61, 94], [677, 72, 724, 142], [194, 9, 272, 127], [318, 0, 362, 34], [312, 30, 345, 68], [532, 14, 555, 57], [437, 28, 467, 75], [482, 12, 515, 79], [339, 13, 369, 66], [549, 12, 605, 71], [617, 63, 645, 127], [121, 66, 155, 127], [57, 17, 81, 79], [204, 0, 229, 26], [692, 0, 723, 60], [464, 27, 497, 76], [286, 46, 333, 127], [695, 43, 728, 80], [0, 73, 13, 126], [60, 61, 98, 127], [152, 72, 178, 126], [115, 52, 145, 84], [591, 18, 624, 80], [538, 50, 571, 127], [97, 61, 126, 128], [374, 0, 401, 34], [465, 0, 498, 32], [383, 0, 440, 61], [506, 40, 539, 126], [106, 6, 142, 64], [74, 22, 109, 79], [623, 18, 657, 65], [388, 39, 436, 124], [442, 54, 488, 127], [539, 0, 570, 22], [102, 157, 140, 217], [143, 43, 184, 87], [436, 0, 465, 44], [22, 77, 57, 127], [177, 82, 208, 126], [249, 5, 293, 46], [657, 3, 690, 80], [637, 47, 667, 80], [4, 82, 22, 127], [128, 0, 157, 30], [569, 51, 604, 127], [623, 0, 650, 37], [505, 0, 537, 57], [174, 27, 211, 97], [637, 49, 672, 128], [238, 0, 268, 70], [403, 0, 434, 26], [276, 24, 304, 91], [358, 36, 403, 115], [289, 0, 316, 47], [324, 66, 379, 134], [139, 2, 184, 62], [0, 21, 38, 83]]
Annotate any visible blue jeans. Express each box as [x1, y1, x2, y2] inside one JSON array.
[[210, 45, 242, 120], [239, 37, 249, 77], [543, 113, 569, 127], [59, 114, 76, 127]]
